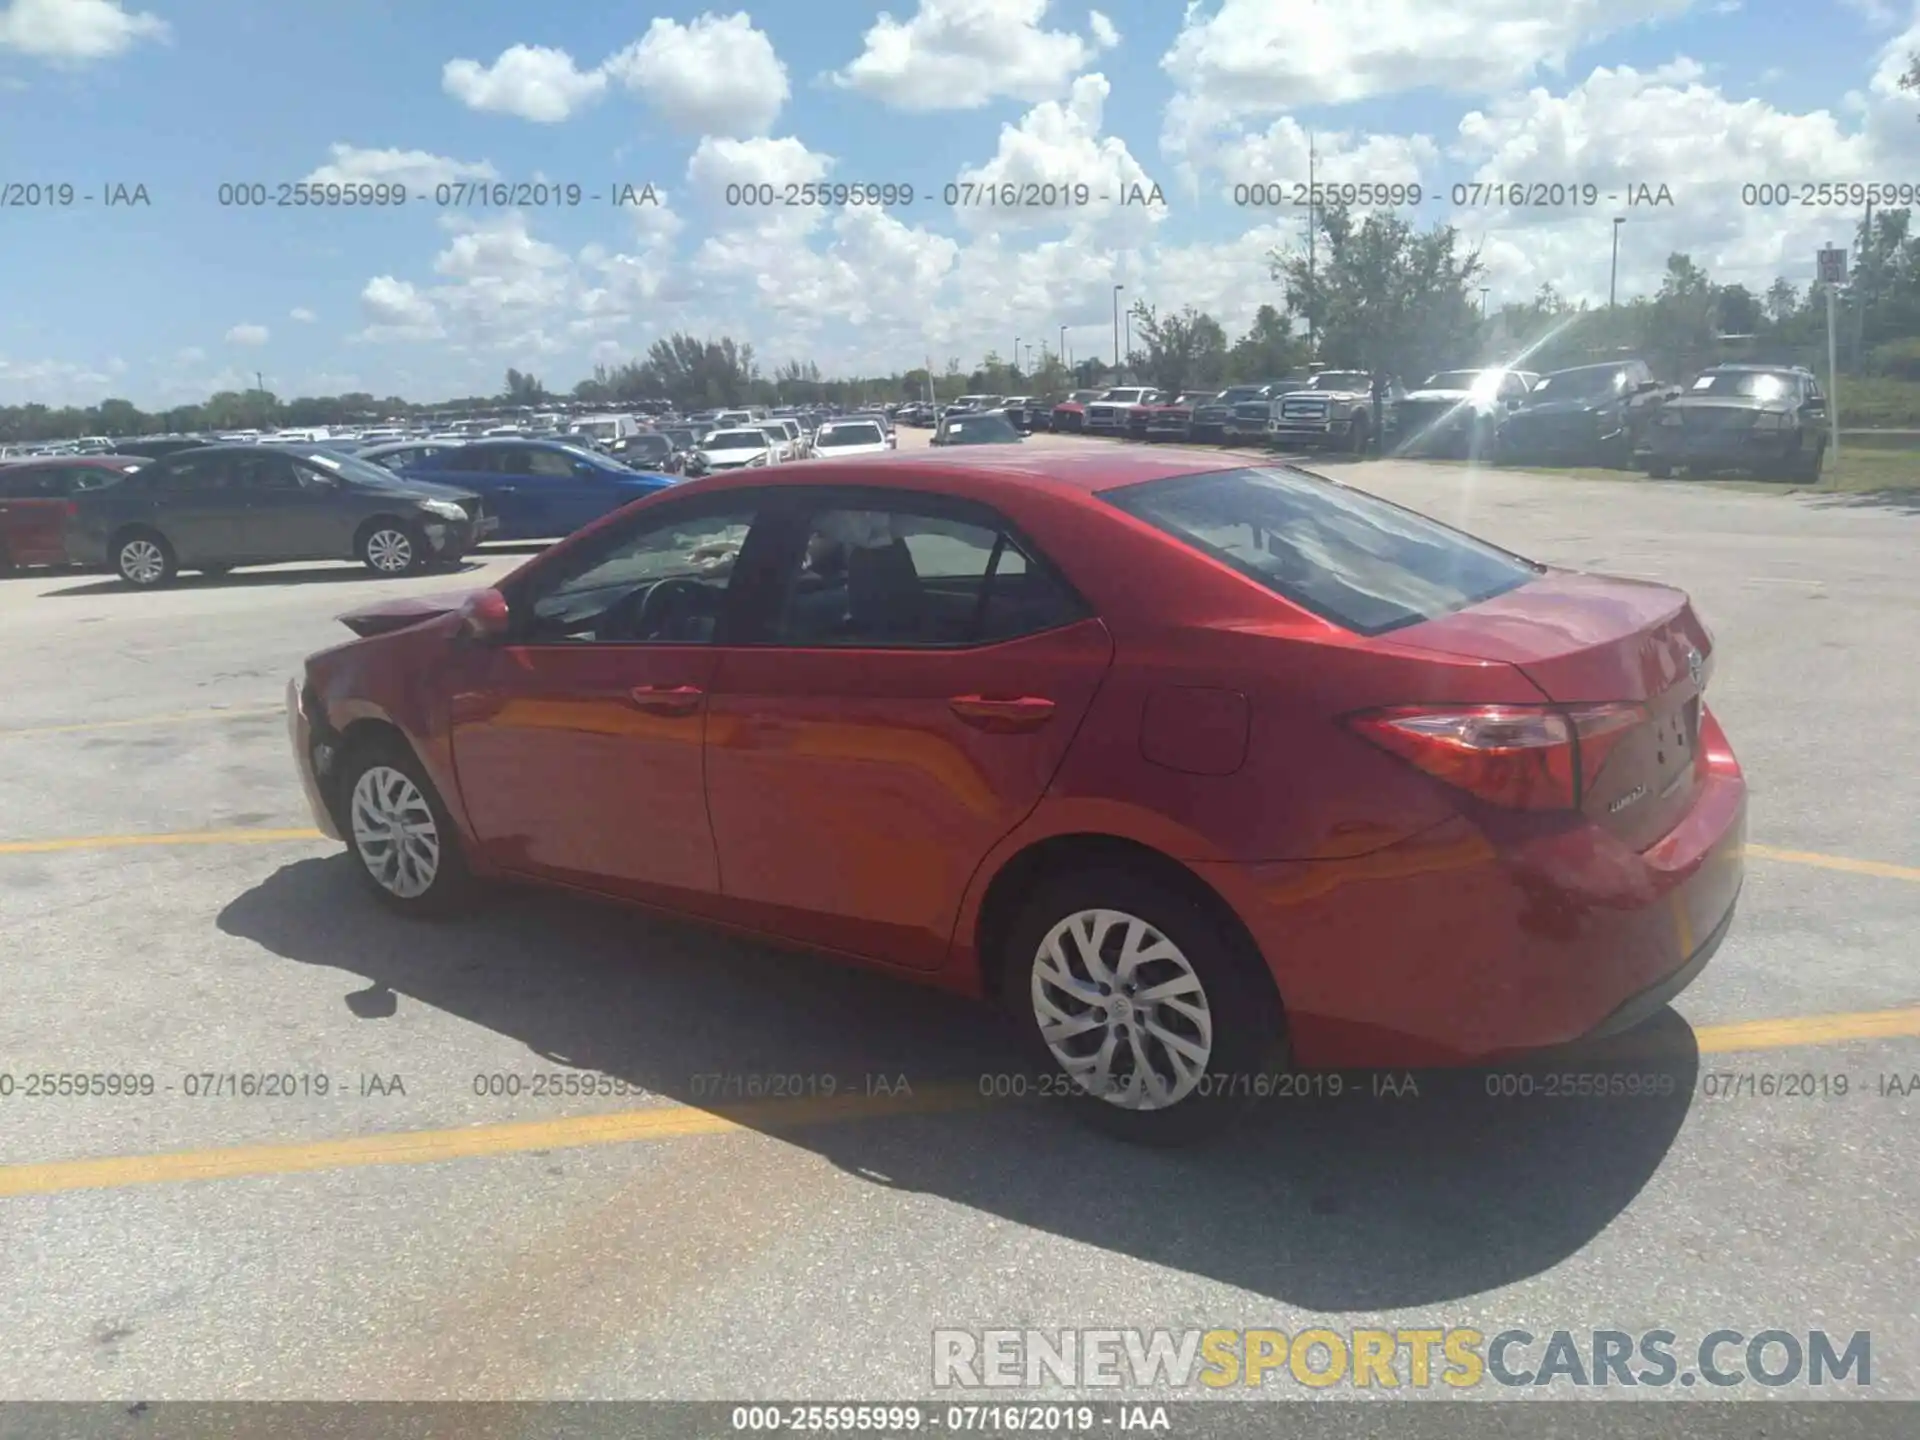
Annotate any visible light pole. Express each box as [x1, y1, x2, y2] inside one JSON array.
[[1124, 308, 1132, 371], [1112, 284, 1124, 368], [1013, 336, 1020, 380], [1023, 342, 1033, 372], [1479, 286, 1490, 319], [1060, 324, 1068, 375], [1609, 217, 1624, 308]]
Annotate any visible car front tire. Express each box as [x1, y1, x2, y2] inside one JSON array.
[[359, 520, 427, 576], [1002, 867, 1284, 1146], [336, 734, 476, 917]]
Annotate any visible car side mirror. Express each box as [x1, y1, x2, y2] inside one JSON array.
[[459, 588, 510, 642]]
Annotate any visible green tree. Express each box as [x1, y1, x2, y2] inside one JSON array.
[[1129, 303, 1228, 392], [1270, 204, 1485, 382], [1224, 304, 1303, 382], [503, 368, 547, 404]]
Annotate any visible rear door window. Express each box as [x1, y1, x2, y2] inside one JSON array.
[[1101, 465, 1539, 635]]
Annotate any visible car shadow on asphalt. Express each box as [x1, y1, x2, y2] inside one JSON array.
[[39, 562, 492, 597], [219, 855, 1700, 1311]]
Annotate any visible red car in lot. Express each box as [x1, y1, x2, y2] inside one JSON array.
[[0, 455, 146, 570], [288, 450, 1746, 1143]]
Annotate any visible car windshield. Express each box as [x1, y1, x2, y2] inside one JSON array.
[[572, 421, 619, 439], [625, 436, 672, 456], [1102, 464, 1537, 635], [937, 414, 1022, 444], [293, 448, 431, 488], [1218, 387, 1266, 402], [1305, 373, 1370, 390], [1690, 370, 1798, 399], [707, 430, 766, 450], [1532, 367, 1628, 398], [1424, 371, 1493, 391], [816, 423, 885, 446]]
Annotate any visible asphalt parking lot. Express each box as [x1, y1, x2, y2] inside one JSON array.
[[1, 429, 1916, 1404]]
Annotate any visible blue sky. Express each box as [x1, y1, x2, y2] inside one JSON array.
[[2, 0, 1915, 408]]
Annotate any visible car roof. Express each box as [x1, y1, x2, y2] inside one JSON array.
[[690, 445, 1249, 497]]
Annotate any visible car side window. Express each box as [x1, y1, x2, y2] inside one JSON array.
[[0, 467, 53, 498], [232, 453, 304, 492], [516, 499, 763, 645], [151, 454, 234, 492], [1500, 374, 1529, 399], [769, 500, 1083, 648], [524, 448, 577, 478]]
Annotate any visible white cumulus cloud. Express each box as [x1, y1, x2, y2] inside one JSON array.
[[603, 13, 790, 136], [952, 75, 1166, 236], [0, 0, 166, 60], [443, 44, 609, 122], [303, 145, 498, 191], [833, 0, 1119, 110]]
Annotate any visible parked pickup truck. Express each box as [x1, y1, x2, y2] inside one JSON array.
[[1189, 384, 1276, 443], [1268, 371, 1396, 453], [1084, 387, 1163, 435], [1049, 390, 1105, 433], [1138, 391, 1218, 441], [1224, 378, 1311, 442]]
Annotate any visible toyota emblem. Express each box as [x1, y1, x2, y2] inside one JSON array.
[[1687, 648, 1704, 688]]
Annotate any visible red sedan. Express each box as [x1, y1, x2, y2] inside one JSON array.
[[0, 455, 146, 570], [287, 449, 1746, 1143]]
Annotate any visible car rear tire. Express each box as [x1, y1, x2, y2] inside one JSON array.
[[113, 528, 176, 588], [359, 519, 426, 576], [336, 734, 477, 917], [1001, 867, 1284, 1146]]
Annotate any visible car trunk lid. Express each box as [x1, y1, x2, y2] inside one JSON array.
[[1392, 569, 1714, 848]]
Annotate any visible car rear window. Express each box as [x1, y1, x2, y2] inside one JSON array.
[[1100, 465, 1540, 635]]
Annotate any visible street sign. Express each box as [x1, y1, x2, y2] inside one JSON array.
[[1817, 247, 1848, 285]]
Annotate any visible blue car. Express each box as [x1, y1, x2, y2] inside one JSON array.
[[399, 438, 675, 541]]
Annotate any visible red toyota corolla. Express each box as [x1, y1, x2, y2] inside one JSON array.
[[287, 449, 1746, 1143]]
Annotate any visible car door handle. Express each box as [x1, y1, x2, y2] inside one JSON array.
[[949, 694, 1056, 732], [628, 684, 704, 716]]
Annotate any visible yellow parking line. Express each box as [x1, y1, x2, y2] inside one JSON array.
[[0, 828, 324, 855], [0, 705, 284, 739], [1746, 844, 1920, 884], [1694, 1005, 1920, 1054], [0, 1083, 985, 1199]]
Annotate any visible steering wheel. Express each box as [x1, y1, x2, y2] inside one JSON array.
[[632, 577, 710, 640]]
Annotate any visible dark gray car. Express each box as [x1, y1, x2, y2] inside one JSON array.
[[67, 444, 493, 587]]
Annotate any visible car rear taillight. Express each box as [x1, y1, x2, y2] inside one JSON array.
[[1347, 703, 1646, 810]]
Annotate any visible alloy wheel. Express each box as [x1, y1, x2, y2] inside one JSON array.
[[349, 765, 441, 898], [119, 538, 167, 584], [1031, 908, 1214, 1110], [365, 528, 413, 572]]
